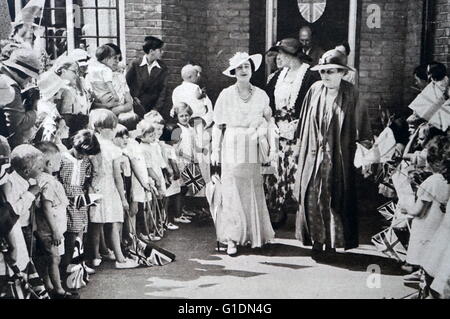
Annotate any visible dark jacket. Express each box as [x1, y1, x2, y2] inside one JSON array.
[[126, 57, 169, 118], [265, 68, 320, 121], [303, 45, 326, 67]]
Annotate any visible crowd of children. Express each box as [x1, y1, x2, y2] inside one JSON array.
[[370, 62, 450, 299], [0, 36, 212, 298]]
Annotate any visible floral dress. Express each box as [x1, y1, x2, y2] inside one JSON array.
[[264, 65, 310, 223]]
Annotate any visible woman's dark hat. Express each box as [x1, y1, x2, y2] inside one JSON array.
[[267, 38, 313, 63], [311, 49, 354, 71]]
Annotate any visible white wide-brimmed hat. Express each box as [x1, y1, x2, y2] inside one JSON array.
[[3, 48, 41, 79], [222, 52, 262, 78], [0, 75, 15, 105], [37, 71, 65, 101]]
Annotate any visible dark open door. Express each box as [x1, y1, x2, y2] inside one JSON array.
[[277, 0, 350, 52]]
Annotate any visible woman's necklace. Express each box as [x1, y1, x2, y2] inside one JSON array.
[[236, 84, 253, 103]]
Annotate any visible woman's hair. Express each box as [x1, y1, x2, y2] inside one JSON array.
[[338, 42, 351, 56], [414, 64, 428, 82], [137, 119, 156, 137], [34, 141, 59, 155], [54, 60, 85, 96], [172, 103, 193, 118], [72, 129, 101, 156], [115, 124, 129, 139], [427, 62, 447, 82], [143, 36, 164, 54], [54, 61, 76, 76], [420, 124, 445, 145], [89, 109, 118, 132], [10, 145, 43, 173], [105, 43, 122, 61], [426, 135, 450, 175], [230, 59, 256, 76], [95, 45, 115, 62]]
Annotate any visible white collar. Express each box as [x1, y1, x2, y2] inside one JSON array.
[[140, 56, 161, 69]]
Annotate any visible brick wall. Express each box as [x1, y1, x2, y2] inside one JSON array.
[[358, 0, 408, 131], [125, 0, 163, 63], [205, 0, 251, 102], [433, 0, 450, 67], [403, 0, 424, 106]]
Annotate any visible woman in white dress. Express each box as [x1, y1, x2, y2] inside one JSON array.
[[211, 52, 276, 256]]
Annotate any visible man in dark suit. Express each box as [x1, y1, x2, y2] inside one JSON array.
[[126, 36, 169, 119], [299, 26, 325, 67]]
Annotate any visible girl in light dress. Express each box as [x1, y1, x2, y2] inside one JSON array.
[[401, 136, 450, 292], [171, 103, 203, 222], [135, 119, 169, 241], [88, 109, 138, 269], [420, 136, 450, 299]]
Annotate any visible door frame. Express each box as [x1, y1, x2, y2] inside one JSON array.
[[266, 0, 358, 67]]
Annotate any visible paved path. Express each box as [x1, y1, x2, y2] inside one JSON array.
[[80, 215, 415, 299]]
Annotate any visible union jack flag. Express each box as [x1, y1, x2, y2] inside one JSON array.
[[371, 228, 407, 262], [298, 0, 327, 23], [377, 201, 397, 221], [181, 163, 206, 196]]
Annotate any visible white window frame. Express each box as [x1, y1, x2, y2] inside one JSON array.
[[66, 0, 127, 60]]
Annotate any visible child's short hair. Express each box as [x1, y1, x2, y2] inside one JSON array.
[[144, 110, 165, 125], [115, 124, 129, 138], [10, 145, 43, 173], [89, 109, 118, 132], [118, 112, 140, 131], [172, 103, 193, 118], [95, 45, 115, 62], [181, 64, 197, 81], [72, 129, 101, 156], [136, 119, 156, 137], [34, 141, 59, 155], [426, 135, 450, 175]]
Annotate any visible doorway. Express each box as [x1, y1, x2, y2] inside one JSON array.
[[266, 0, 359, 68]]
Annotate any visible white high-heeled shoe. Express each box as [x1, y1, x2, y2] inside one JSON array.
[[227, 241, 237, 256]]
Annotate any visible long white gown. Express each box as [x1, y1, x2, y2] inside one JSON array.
[[213, 84, 275, 248]]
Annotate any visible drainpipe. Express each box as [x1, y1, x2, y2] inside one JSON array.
[[420, 0, 435, 65]]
